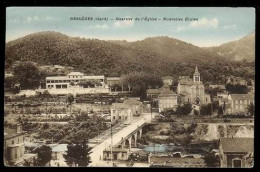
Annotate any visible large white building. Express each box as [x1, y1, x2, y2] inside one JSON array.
[[46, 72, 105, 89]]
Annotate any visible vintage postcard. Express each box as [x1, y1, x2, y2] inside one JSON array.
[[4, 7, 255, 167]]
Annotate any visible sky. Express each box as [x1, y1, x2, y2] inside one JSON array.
[[6, 7, 255, 47]]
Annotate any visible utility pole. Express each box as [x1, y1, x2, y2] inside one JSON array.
[[110, 123, 113, 166], [150, 100, 153, 121]]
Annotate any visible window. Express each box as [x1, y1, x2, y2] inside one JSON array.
[[244, 100, 247, 104], [20, 147, 23, 157], [14, 148, 17, 158], [12, 140, 14, 144], [235, 105, 238, 110], [240, 100, 243, 104], [206, 98, 208, 102], [51, 80, 54, 83], [47, 80, 50, 83], [122, 153, 124, 158], [235, 100, 238, 104], [55, 80, 58, 83], [240, 105, 243, 110], [232, 159, 242, 168], [188, 98, 189, 102]]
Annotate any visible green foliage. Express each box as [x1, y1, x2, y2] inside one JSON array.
[[66, 94, 74, 105], [247, 103, 254, 116], [226, 83, 249, 94], [203, 153, 220, 167], [5, 32, 254, 85], [200, 104, 212, 116], [13, 61, 42, 89], [175, 103, 192, 116], [121, 71, 163, 97], [35, 145, 52, 166], [63, 139, 92, 167]]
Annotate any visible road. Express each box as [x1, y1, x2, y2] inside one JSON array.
[[89, 112, 156, 167]]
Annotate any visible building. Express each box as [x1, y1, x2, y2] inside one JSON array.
[[46, 72, 105, 89], [110, 103, 133, 123], [158, 87, 178, 112], [123, 98, 143, 116], [106, 77, 121, 87], [111, 98, 144, 123], [227, 93, 254, 114], [162, 76, 173, 87], [103, 148, 129, 161], [177, 66, 211, 105], [218, 138, 254, 168], [50, 144, 68, 167], [4, 124, 37, 166]]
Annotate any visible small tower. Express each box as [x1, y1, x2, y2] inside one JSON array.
[[193, 65, 200, 82]]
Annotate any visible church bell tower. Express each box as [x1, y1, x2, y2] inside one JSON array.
[[193, 65, 200, 82]]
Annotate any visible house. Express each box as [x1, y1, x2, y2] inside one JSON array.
[[110, 98, 144, 123], [4, 124, 37, 166], [177, 66, 211, 105], [162, 76, 173, 87], [110, 103, 133, 123], [158, 87, 178, 112], [103, 148, 129, 161], [50, 144, 68, 167], [146, 88, 164, 108], [218, 138, 254, 168], [46, 72, 105, 89], [227, 93, 254, 114], [123, 98, 143, 116]]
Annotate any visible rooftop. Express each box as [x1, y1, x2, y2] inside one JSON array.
[[111, 103, 130, 109], [123, 98, 142, 105], [147, 88, 163, 94], [106, 77, 121, 80], [219, 138, 254, 153], [230, 94, 254, 100], [68, 72, 84, 76], [194, 65, 200, 75], [104, 148, 129, 152], [4, 127, 24, 140], [159, 88, 177, 97]]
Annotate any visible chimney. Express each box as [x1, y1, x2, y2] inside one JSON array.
[[17, 123, 22, 134]]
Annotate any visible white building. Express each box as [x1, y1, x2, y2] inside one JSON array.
[[46, 72, 105, 89]]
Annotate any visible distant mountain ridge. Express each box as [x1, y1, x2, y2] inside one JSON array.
[[205, 33, 255, 61], [5, 31, 255, 84]]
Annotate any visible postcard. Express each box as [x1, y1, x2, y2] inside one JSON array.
[[4, 7, 255, 168]]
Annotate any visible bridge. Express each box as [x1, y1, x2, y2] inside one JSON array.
[[88, 113, 155, 167]]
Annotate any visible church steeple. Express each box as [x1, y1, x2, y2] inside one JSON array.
[[193, 65, 200, 82]]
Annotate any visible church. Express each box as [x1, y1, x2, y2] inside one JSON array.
[[177, 66, 211, 105]]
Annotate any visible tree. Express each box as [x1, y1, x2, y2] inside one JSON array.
[[121, 72, 163, 98], [66, 93, 74, 115], [63, 139, 92, 167], [247, 103, 254, 116], [200, 104, 212, 116], [218, 106, 224, 116], [175, 103, 192, 116], [203, 152, 219, 167], [13, 61, 41, 89], [35, 145, 52, 166]]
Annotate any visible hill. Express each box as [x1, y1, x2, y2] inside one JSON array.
[[5, 31, 255, 84], [205, 33, 255, 61]]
